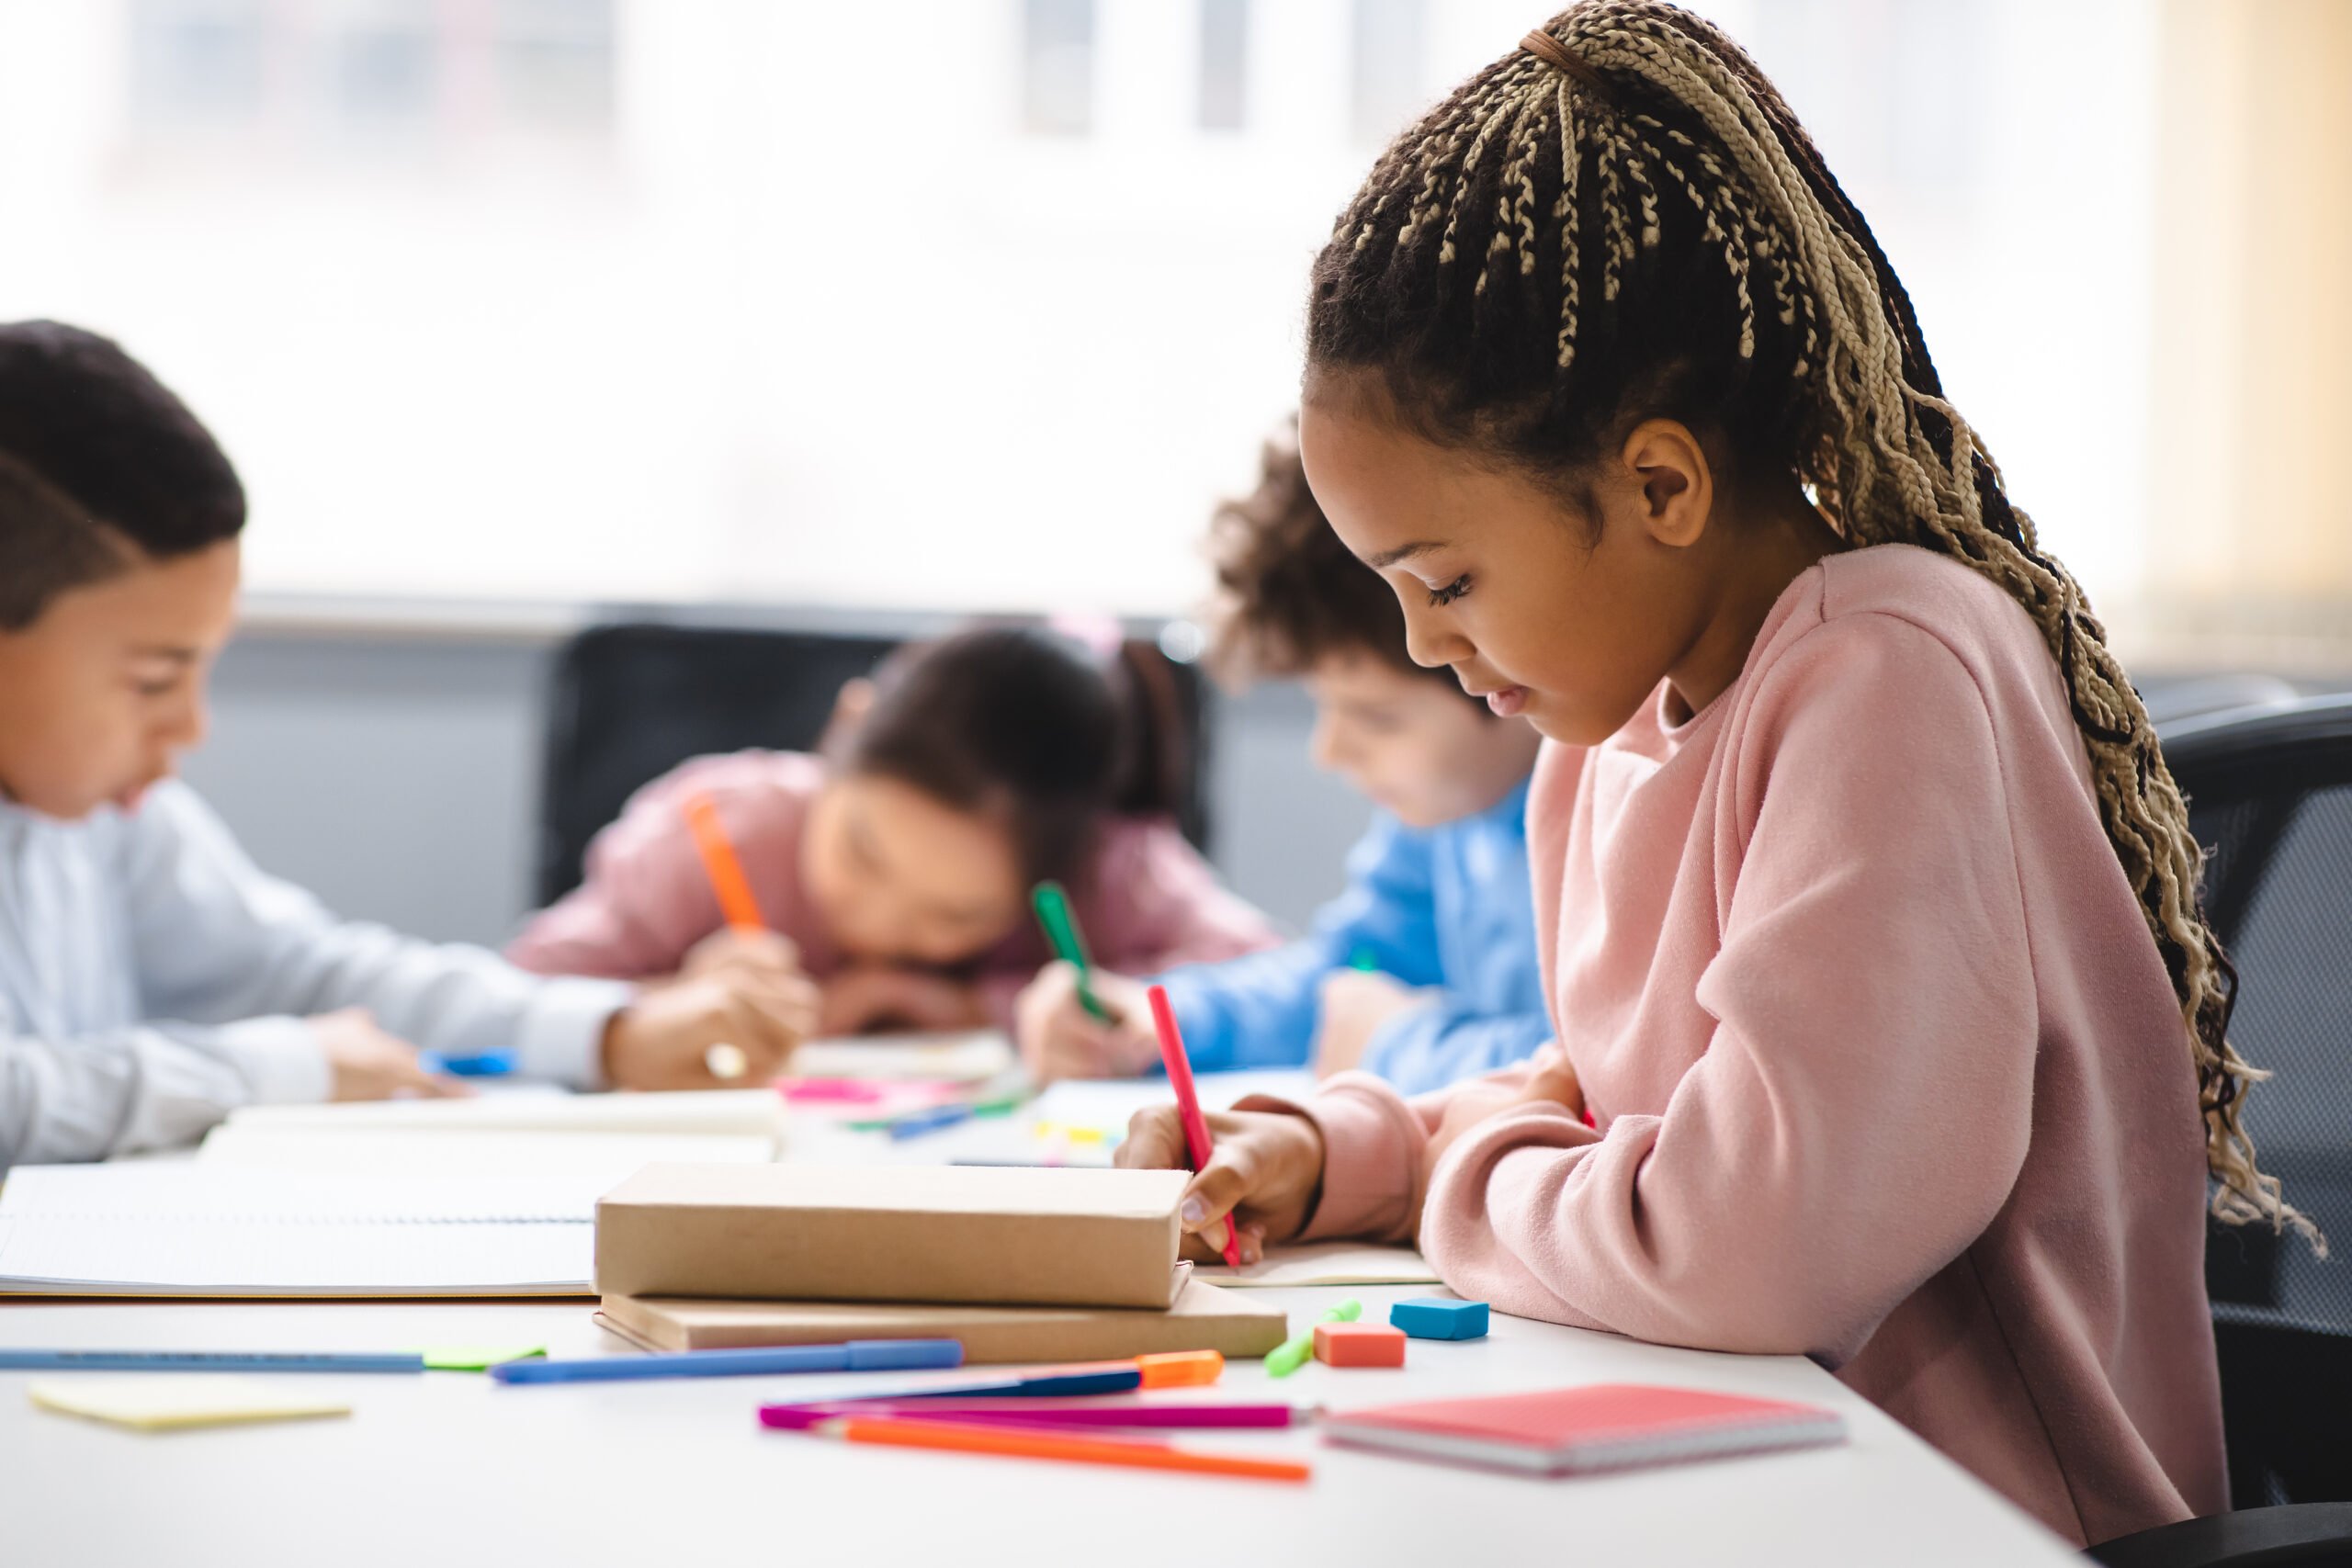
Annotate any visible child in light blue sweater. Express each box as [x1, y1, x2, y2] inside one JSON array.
[[1015, 426, 1545, 1093]]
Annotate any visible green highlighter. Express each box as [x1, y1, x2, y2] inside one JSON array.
[[1033, 880, 1113, 1023], [1265, 1299, 1363, 1378]]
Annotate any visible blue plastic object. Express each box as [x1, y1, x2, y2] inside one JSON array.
[[1388, 1298, 1490, 1341], [418, 1048, 517, 1077], [492, 1339, 964, 1384]]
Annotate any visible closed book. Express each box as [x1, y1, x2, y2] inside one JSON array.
[[1320, 1384, 1847, 1475], [598, 1279, 1286, 1363], [594, 1164, 1191, 1310]]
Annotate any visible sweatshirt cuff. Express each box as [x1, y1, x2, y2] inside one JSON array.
[[209, 1015, 334, 1106], [512, 977, 635, 1090], [1241, 1070, 1425, 1244]]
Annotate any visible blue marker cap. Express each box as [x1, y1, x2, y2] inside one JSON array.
[[418, 1048, 517, 1077]]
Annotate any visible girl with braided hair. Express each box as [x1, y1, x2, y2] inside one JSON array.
[[1117, 4, 2299, 1544]]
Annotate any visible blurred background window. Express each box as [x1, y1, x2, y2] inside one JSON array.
[[2, 0, 2344, 674], [1197, 0, 1247, 132]]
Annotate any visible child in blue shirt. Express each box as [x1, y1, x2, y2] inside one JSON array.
[[1015, 425, 1544, 1092]]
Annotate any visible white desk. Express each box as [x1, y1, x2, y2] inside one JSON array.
[[0, 1285, 2076, 1565], [0, 1086, 2078, 1565]]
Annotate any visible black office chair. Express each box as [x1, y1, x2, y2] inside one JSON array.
[[2088, 694, 2352, 1567], [535, 619, 1215, 908]]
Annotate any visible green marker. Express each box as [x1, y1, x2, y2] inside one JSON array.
[[423, 1346, 547, 1372], [1265, 1298, 1363, 1378], [1348, 947, 1379, 973], [1033, 880, 1112, 1023]]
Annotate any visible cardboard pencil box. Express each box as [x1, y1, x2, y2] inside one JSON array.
[[594, 1164, 1193, 1310], [597, 1280, 1288, 1363]]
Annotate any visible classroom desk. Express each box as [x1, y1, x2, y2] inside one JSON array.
[[0, 1283, 2077, 1565]]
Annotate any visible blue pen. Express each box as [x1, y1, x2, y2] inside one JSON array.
[[836, 1366, 1143, 1404], [418, 1048, 516, 1077], [0, 1349, 425, 1373], [491, 1339, 965, 1385], [886, 1103, 975, 1142]]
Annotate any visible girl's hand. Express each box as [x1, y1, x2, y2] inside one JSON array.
[[1013, 964, 1158, 1083], [603, 965, 818, 1089], [820, 965, 986, 1036], [1114, 1106, 1327, 1264], [1312, 967, 1427, 1077]]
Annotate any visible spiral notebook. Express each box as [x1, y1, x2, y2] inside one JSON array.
[[0, 1163, 595, 1299]]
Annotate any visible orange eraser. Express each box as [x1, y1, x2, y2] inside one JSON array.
[[1136, 1350, 1224, 1389], [1314, 1322, 1407, 1368]]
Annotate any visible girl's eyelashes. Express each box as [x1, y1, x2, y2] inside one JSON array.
[[1426, 574, 1472, 607]]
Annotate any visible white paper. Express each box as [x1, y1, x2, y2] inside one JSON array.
[[1023, 1069, 1319, 1140], [224, 1086, 786, 1140], [1195, 1242, 1442, 1289], [197, 1126, 773, 1178], [783, 1030, 1014, 1084], [0, 1165, 595, 1298]]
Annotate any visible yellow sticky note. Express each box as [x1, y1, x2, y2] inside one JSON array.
[[29, 1377, 353, 1432]]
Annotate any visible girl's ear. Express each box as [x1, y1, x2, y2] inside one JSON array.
[[1619, 420, 1713, 549], [820, 677, 876, 754]]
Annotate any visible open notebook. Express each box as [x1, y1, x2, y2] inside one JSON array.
[[196, 1125, 773, 1179], [0, 1164, 596, 1298], [221, 1086, 786, 1141]]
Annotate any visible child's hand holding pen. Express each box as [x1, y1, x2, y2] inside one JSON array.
[[1114, 1103, 1320, 1267], [601, 948, 820, 1090], [1013, 964, 1159, 1083]]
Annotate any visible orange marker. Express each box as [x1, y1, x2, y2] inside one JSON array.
[[683, 790, 766, 932], [813, 1414, 1312, 1483], [1136, 1350, 1223, 1389]]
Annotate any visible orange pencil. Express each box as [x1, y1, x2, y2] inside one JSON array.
[[683, 790, 766, 932], [681, 789, 768, 1081], [813, 1414, 1312, 1483]]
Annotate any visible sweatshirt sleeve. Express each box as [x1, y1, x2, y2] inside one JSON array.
[[1151, 815, 1438, 1072], [1414, 616, 2040, 1362], [126, 784, 631, 1090], [0, 1014, 328, 1169], [504, 761, 752, 980]]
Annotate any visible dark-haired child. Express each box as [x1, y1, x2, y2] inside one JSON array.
[[507, 625, 1278, 1034], [0, 321, 809, 1172], [1015, 427, 1545, 1092], [1117, 4, 2289, 1546]]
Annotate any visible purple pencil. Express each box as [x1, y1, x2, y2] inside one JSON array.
[[759, 1400, 1307, 1432]]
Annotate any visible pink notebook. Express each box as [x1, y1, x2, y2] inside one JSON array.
[[1319, 1383, 1847, 1476]]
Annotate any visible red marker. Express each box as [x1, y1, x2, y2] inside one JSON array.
[[1146, 983, 1241, 1269]]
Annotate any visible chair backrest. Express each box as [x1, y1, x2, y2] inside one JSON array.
[[535, 620, 1215, 908], [2165, 693, 2352, 1507]]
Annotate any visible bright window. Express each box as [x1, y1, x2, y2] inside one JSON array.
[[0, 0, 2209, 643]]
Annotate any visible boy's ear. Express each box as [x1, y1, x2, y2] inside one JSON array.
[[1618, 420, 1713, 549], [820, 677, 876, 752]]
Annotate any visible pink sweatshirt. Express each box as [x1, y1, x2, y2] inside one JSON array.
[[506, 750, 1279, 1027], [1284, 546, 2224, 1547]]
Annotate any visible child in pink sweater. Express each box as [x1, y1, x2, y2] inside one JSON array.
[[511, 626, 1275, 1037], [1116, 5, 2303, 1548]]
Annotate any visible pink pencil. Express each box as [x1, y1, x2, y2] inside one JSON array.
[[1146, 983, 1241, 1269], [759, 1401, 1303, 1432]]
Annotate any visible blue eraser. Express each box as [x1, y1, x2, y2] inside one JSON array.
[[1389, 1298, 1489, 1340]]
